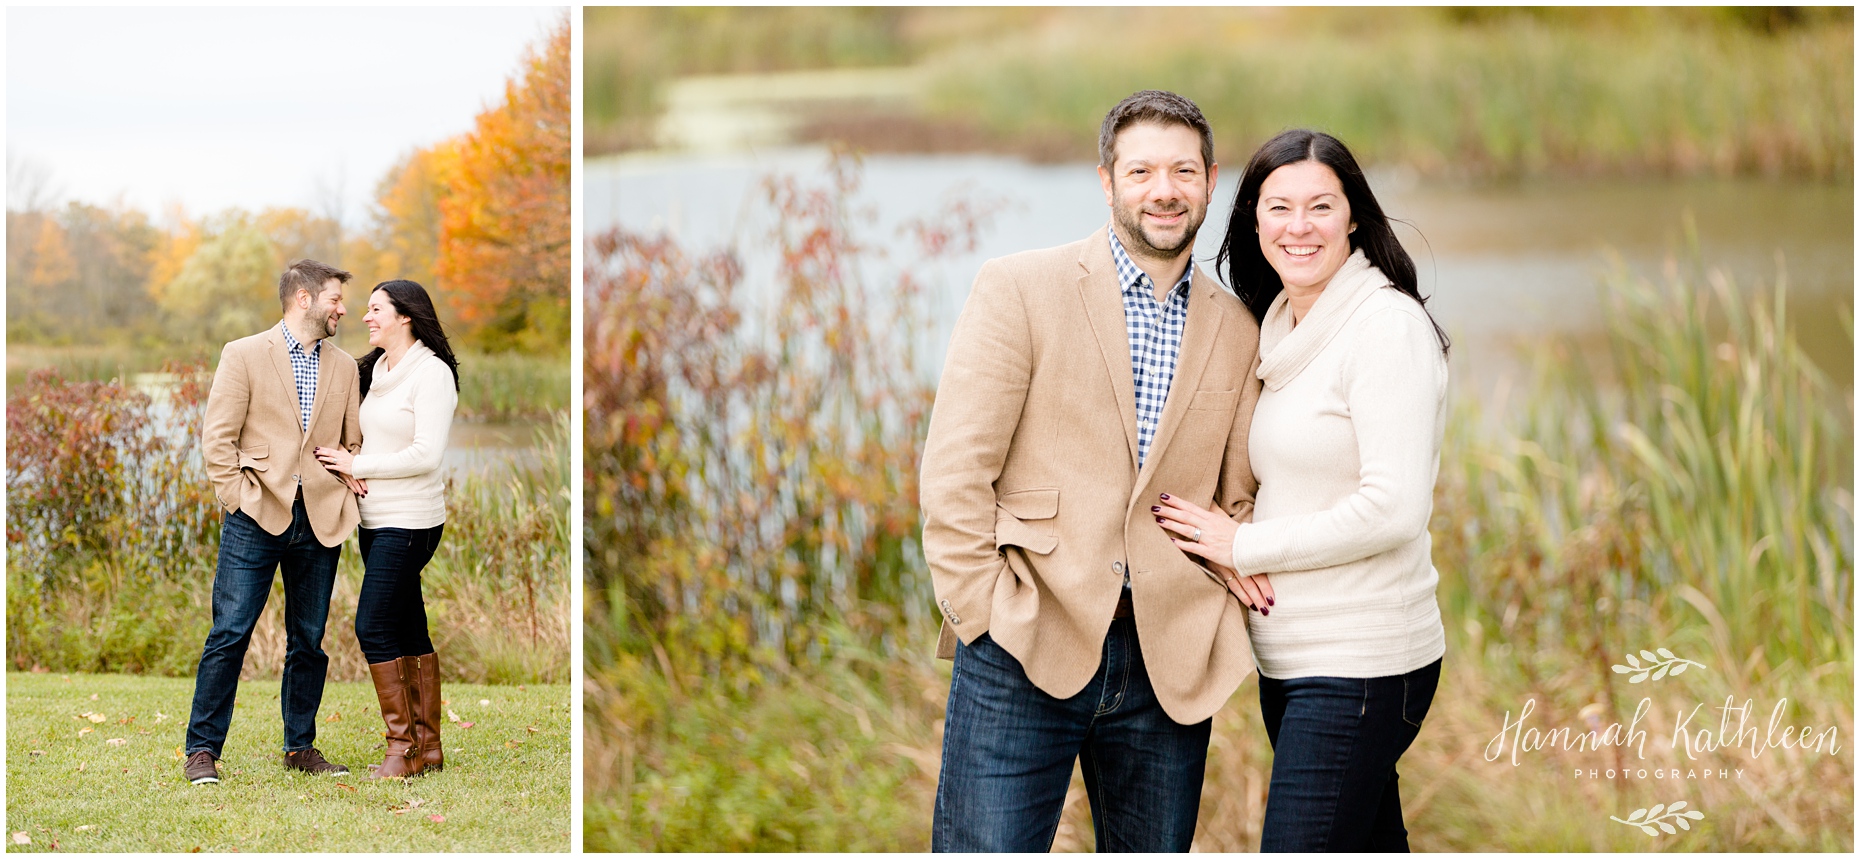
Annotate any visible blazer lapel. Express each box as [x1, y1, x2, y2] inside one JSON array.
[[305, 340, 335, 450], [1133, 269, 1226, 498], [265, 327, 303, 440], [1075, 227, 1140, 473]]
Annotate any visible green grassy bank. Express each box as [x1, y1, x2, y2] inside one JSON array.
[[4, 672, 570, 852], [587, 7, 1853, 180]]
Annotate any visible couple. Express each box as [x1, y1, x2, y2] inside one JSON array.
[[923, 90, 1450, 851], [181, 260, 461, 784]]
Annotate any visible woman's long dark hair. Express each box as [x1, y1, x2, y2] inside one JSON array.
[[1217, 129, 1448, 355], [357, 279, 461, 397]]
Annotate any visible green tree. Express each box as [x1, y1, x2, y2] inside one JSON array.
[[159, 212, 279, 346]]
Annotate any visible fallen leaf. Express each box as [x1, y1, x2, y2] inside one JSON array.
[[76, 762, 86, 772], [78, 727, 93, 737], [153, 711, 169, 723], [29, 750, 45, 756], [86, 713, 106, 723], [336, 783, 357, 793], [107, 738, 127, 747], [447, 709, 460, 723], [516, 685, 525, 691], [427, 814, 445, 823], [459, 722, 475, 730], [89, 693, 99, 701], [173, 746, 186, 762], [478, 699, 490, 707], [504, 739, 519, 748], [325, 712, 342, 723], [74, 826, 92, 833], [407, 799, 425, 809], [525, 724, 539, 734], [13, 832, 30, 845]]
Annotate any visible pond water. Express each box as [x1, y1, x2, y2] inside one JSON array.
[[128, 373, 549, 476], [589, 148, 1853, 393]]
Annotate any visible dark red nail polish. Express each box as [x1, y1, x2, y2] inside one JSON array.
[[1151, 506, 1160, 512], [1262, 608, 1270, 616], [1160, 493, 1171, 500], [1267, 596, 1275, 606]]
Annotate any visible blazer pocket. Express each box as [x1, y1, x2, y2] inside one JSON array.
[[995, 488, 1058, 555], [1188, 389, 1239, 411], [238, 444, 270, 472]]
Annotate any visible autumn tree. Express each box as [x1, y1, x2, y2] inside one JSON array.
[[156, 211, 279, 347], [433, 15, 569, 354]]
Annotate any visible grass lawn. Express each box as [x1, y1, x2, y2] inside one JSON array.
[[4, 672, 569, 852]]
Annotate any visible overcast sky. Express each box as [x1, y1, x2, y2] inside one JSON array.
[[8, 6, 565, 225]]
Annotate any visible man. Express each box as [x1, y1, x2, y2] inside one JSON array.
[[183, 259, 365, 784], [921, 90, 1263, 851]]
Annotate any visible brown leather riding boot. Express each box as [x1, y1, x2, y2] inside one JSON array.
[[366, 659, 424, 779], [408, 651, 444, 772]]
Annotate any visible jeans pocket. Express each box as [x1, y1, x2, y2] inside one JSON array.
[[1400, 661, 1440, 729]]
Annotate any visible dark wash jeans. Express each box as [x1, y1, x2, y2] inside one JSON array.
[[354, 525, 442, 664], [933, 617, 1211, 852], [184, 503, 340, 757], [1257, 657, 1442, 852]]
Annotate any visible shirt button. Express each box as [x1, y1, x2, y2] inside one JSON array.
[[1112, 561, 1125, 576]]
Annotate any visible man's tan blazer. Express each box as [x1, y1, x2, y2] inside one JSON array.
[[201, 325, 363, 548], [921, 225, 1263, 725]]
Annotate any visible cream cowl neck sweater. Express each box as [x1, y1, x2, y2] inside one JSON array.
[[1231, 249, 1447, 680], [352, 340, 457, 530]]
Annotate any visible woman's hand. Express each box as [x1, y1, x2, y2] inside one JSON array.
[[1155, 493, 1276, 613], [340, 475, 368, 498], [315, 445, 355, 476]]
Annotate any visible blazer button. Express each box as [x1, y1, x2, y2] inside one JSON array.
[[1112, 561, 1125, 576]]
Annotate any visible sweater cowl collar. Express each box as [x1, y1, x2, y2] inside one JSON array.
[[1255, 249, 1390, 391], [369, 341, 435, 397]]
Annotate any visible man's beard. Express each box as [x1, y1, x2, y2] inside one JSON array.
[[305, 305, 338, 340], [1113, 200, 1204, 261]]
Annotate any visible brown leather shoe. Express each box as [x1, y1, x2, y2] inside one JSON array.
[[407, 652, 444, 772], [283, 746, 349, 776], [367, 658, 424, 779], [184, 750, 220, 784]]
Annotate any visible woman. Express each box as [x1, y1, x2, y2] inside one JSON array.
[[1153, 129, 1450, 851], [314, 279, 460, 779]]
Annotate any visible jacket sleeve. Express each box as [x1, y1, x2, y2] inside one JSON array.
[[201, 342, 249, 513], [1229, 308, 1446, 574], [1216, 326, 1264, 526], [919, 259, 1032, 644], [350, 363, 456, 480], [341, 360, 364, 457]]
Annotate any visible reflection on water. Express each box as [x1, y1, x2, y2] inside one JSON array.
[[590, 148, 1853, 391]]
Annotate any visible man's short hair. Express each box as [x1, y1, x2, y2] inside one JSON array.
[[1098, 90, 1215, 173], [278, 259, 352, 311]]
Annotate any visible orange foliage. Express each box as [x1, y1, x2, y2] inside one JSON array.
[[433, 15, 570, 353]]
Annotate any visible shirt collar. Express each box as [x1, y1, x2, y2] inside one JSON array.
[[279, 320, 320, 355], [1109, 229, 1194, 302]]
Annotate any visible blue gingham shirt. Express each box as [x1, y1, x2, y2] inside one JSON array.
[[279, 321, 319, 432], [1111, 231, 1192, 470]]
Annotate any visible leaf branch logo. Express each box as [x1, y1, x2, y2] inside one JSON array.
[[1611, 648, 1704, 683], [1610, 801, 1703, 835]]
